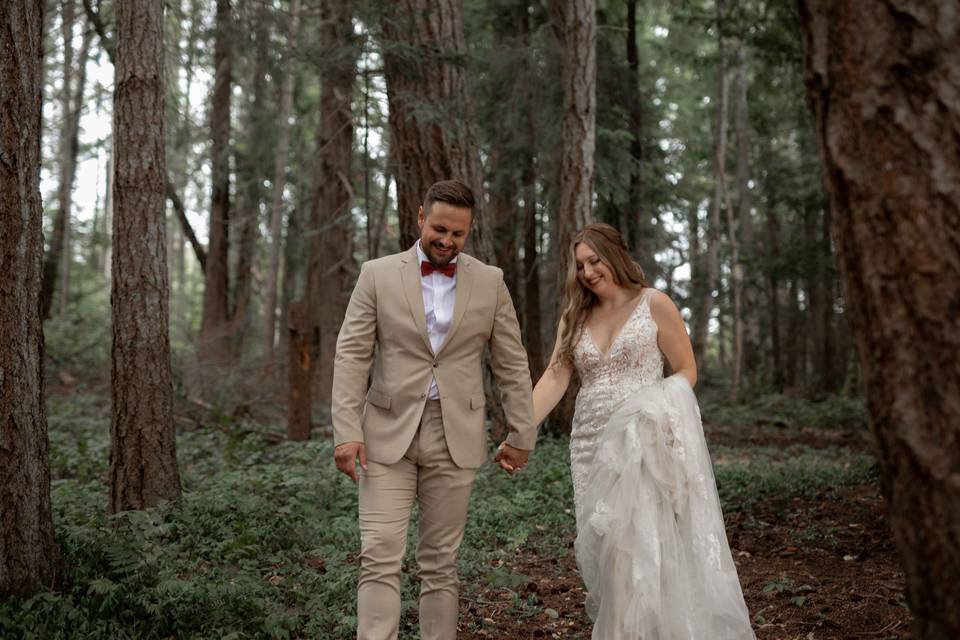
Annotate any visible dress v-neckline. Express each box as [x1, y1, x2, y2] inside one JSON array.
[[586, 291, 647, 360]]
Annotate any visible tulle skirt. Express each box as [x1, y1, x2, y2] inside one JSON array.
[[574, 375, 755, 639]]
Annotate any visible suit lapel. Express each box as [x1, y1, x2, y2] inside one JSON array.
[[437, 256, 473, 356], [400, 246, 434, 355]]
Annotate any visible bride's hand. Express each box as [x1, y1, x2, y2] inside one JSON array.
[[494, 442, 529, 475]]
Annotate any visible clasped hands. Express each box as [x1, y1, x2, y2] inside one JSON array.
[[334, 440, 529, 481], [494, 442, 529, 476]]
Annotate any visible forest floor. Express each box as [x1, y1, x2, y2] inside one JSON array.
[[2, 386, 911, 639], [457, 407, 912, 640]]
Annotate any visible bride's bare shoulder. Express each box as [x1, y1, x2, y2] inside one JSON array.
[[645, 288, 683, 321]]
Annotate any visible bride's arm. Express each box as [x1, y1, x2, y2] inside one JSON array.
[[531, 322, 574, 426], [649, 290, 698, 387]]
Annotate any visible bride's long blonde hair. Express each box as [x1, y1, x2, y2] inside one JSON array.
[[554, 224, 649, 368]]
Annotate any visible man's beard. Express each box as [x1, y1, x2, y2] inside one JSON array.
[[425, 243, 457, 266]]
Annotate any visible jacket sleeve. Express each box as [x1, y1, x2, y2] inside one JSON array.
[[332, 262, 377, 445], [488, 271, 537, 450]]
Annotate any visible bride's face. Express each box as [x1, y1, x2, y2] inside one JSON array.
[[575, 243, 616, 296]]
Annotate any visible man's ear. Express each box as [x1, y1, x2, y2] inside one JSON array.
[[417, 205, 425, 229]]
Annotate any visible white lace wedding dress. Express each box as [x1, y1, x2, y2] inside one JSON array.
[[570, 288, 755, 639]]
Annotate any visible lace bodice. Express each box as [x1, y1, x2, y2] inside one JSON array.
[[569, 289, 663, 508], [572, 289, 663, 392]]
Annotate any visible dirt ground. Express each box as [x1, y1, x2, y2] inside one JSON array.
[[456, 421, 911, 640]]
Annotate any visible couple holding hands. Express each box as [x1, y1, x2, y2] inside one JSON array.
[[332, 180, 755, 639]]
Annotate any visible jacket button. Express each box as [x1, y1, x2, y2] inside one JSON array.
[[419, 393, 427, 399], [432, 362, 438, 368]]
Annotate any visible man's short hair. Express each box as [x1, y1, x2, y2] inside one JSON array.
[[423, 179, 475, 214]]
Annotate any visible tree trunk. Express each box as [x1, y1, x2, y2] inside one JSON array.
[[555, 0, 596, 268], [381, 0, 491, 261], [799, 4, 960, 636], [728, 40, 750, 399], [692, 0, 729, 373], [264, 0, 301, 366], [0, 0, 59, 597], [517, 7, 543, 382], [41, 0, 82, 320], [58, 20, 93, 318], [286, 301, 313, 441], [230, 1, 269, 356], [304, 0, 357, 408], [109, 0, 181, 513], [199, 0, 233, 364], [625, 0, 654, 278]]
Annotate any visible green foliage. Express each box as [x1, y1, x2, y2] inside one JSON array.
[[703, 392, 868, 430], [1, 398, 576, 639]]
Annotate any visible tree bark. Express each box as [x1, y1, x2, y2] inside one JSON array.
[[381, 0, 491, 261], [109, 0, 181, 513], [199, 0, 233, 364], [263, 0, 301, 365], [305, 0, 357, 407], [0, 0, 59, 597], [798, 2, 960, 636], [555, 0, 597, 267]]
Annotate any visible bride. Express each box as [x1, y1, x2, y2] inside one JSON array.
[[530, 223, 755, 639]]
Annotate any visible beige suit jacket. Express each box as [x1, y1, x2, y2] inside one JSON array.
[[332, 245, 536, 469]]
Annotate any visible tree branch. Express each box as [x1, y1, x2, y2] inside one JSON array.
[[166, 179, 207, 272]]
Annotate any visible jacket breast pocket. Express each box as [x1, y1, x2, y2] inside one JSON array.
[[366, 387, 392, 410]]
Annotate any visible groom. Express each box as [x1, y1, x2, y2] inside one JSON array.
[[332, 179, 537, 640]]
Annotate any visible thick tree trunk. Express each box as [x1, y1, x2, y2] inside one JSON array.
[[263, 0, 301, 365], [305, 0, 357, 408], [0, 0, 59, 597], [109, 0, 181, 513], [798, 3, 960, 636], [381, 0, 491, 261], [199, 0, 233, 364], [555, 0, 596, 266]]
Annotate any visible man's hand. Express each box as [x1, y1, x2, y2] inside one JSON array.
[[334, 442, 367, 483], [494, 442, 530, 475]]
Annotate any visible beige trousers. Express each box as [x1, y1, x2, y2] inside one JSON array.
[[357, 400, 477, 640]]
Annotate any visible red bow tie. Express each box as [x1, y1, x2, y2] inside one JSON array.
[[421, 261, 457, 278]]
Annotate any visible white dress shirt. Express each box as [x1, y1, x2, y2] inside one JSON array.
[[416, 240, 458, 400]]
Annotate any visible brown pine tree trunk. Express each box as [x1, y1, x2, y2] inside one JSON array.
[[799, 3, 960, 636], [381, 0, 491, 261], [306, 0, 357, 408], [109, 0, 181, 513], [263, 0, 301, 366], [199, 0, 233, 364], [555, 0, 596, 265], [0, 0, 59, 596]]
